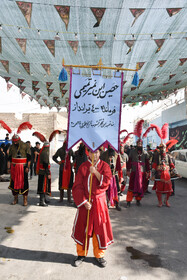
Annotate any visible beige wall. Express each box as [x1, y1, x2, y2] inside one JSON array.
[[0, 112, 67, 137], [0, 112, 68, 156]]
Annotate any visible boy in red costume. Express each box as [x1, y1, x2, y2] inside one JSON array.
[[72, 149, 113, 267]]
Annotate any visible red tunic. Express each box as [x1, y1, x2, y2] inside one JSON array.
[[72, 159, 114, 250], [152, 162, 173, 193]]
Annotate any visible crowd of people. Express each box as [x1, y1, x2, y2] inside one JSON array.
[[0, 119, 180, 268], [1, 132, 179, 209]]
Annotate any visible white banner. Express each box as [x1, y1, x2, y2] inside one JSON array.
[[67, 70, 123, 152]]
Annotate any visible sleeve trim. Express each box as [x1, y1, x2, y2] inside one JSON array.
[[77, 199, 88, 208]]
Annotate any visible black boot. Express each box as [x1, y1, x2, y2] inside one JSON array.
[[136, 200, 141, 206], [59, 189, 64, 203], [39, 194, 48, 207], [115, 201, 121, 211], [44, 194, 50, 204], [126, 201, 131, 208], [67, 189, 73, 204]]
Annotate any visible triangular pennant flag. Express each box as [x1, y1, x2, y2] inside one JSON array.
[[169, 74, 176, 80], [16, 38, 27, 54], [32, 80, 39, 89], [90, 8, 106, 28], [123, 81, 127, 86], [4, 77, 11, 83], [34, 88, 40, 94], [0, 60, 9, 73], [125, 40, 135, 54], [48, 88, 54, 96], [131, 87, 136, 91], [129, 102, 139, 107], [157, 60, 167, 67], [154, 39, 165, 53], [18, 79, 24, 87], [21, 92, 26, 99], [0, 37, 2, 53], [149, 85, 154, 87], [21, 62, 30, 75], [94, 40, 106, 49], [16, 1, 32, 27], [42, 98, 47, 105], [115, 64, 123, 68], [41, 64, 50, 75], [53, 96, 59, 103], [56, 99, 60, 106], [20, 86, 26, 92], [138, 79, 144, 87], [68, 41, 79, 55], [43, 40, 55, 56], [137, 62, 145, 70], [54, 5, 70, 31], [141, 101, 149, 106], [61, 89, 67, 97], [166, 8, 182, 17], [59, 83, 66, 91], [179, 58, 187, 66], [129, 9, 145, 26], [175, 80, 181, 85], [163, 83, 169, 86], [7, 83, 13, 92], [46, 82, 53, 89], [36, 95, 41, 101], [29, 96, 33, 101], [152, 76, 158, 81]]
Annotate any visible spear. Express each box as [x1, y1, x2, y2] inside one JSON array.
[[84, 145, 95, 255]]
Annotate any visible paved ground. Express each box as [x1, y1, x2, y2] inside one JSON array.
[[0, 164, 187, 280]]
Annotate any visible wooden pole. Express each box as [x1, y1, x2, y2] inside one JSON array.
[[84, 151, 94, 255], [62, 58, 138, 72]]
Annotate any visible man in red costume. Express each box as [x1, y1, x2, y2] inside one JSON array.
[[8, 134, 31, 206], [151, 143, 179, 207], [72, 149, 113, 267], [126, 139, 150, 207]]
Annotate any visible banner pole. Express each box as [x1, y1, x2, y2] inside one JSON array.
[[84, 151, 94, 256]]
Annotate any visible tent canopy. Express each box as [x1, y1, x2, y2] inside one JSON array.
[[0, 0, 187, 109]]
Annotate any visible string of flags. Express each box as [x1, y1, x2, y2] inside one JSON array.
[[15, 2, 183, 31]]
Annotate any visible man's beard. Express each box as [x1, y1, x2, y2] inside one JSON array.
[[137, 146, 142, 152]]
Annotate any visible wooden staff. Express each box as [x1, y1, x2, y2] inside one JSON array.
[[62, 58, 138, 72], [84, 149, 94, 255]]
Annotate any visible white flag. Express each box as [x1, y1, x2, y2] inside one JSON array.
[[67, 70, 123, 152]]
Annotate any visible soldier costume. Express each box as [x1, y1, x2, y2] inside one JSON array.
[[52, 140, 74, 203], [7, 122, 32, 206]]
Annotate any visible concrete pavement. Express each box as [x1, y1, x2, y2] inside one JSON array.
[[0, 164, 187, 280]]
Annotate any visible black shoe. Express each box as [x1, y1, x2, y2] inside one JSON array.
[[116, 205, 121, 211], [170, 192, 175, 196], [95, 257, 107, 267], [126, 201, 131, 208], [136, 200, 141, 206], [74, 256, 85, 267], [39, 201, 48, 207], [145, 190, 151, 194]]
